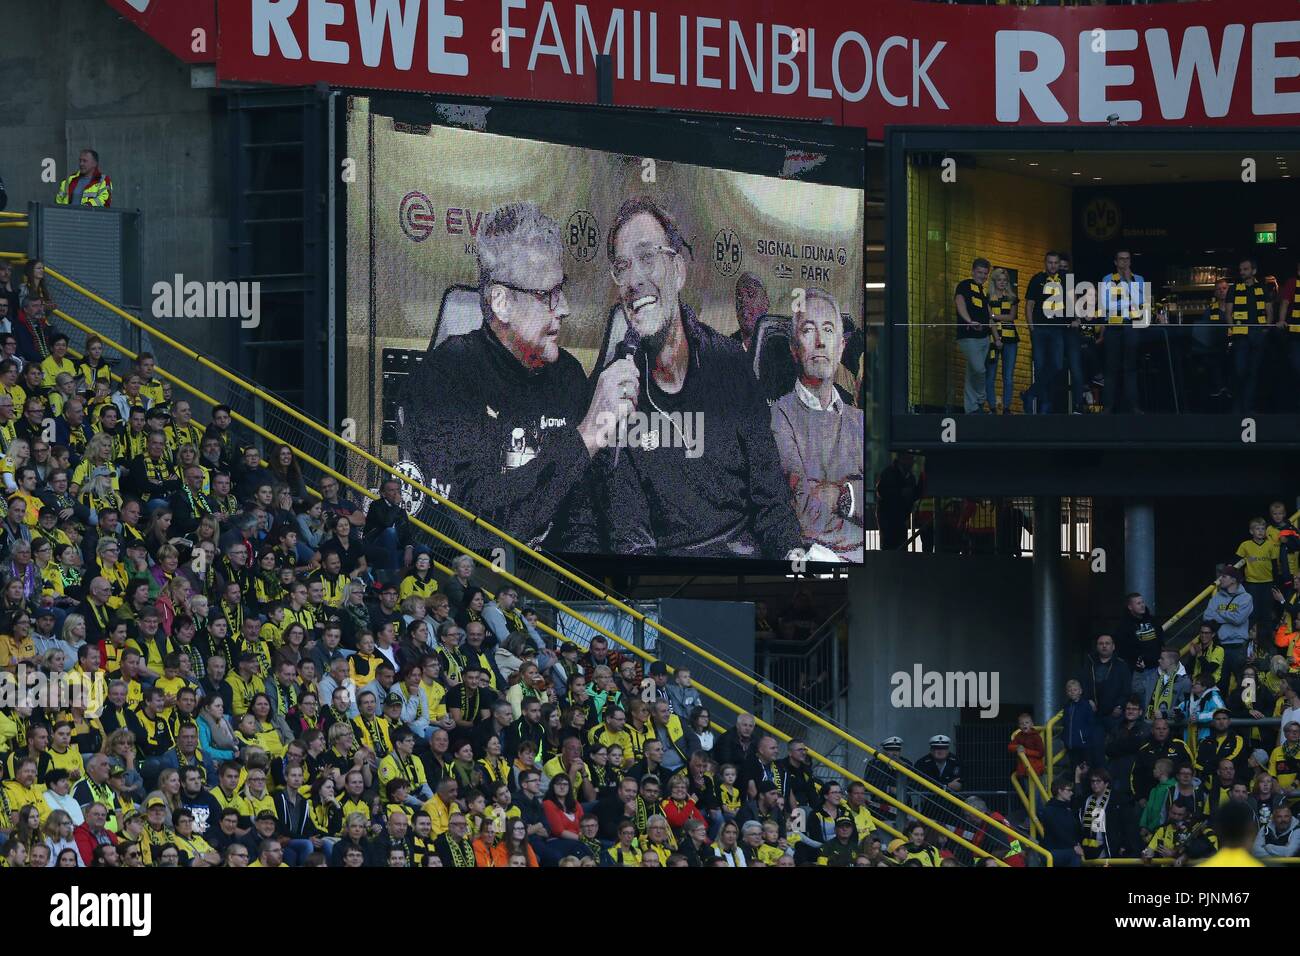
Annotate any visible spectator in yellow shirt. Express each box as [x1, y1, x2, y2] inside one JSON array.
[[1237, 517, 1281, 628]]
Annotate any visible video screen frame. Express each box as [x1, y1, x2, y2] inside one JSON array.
[[334, 93, 870, 576]]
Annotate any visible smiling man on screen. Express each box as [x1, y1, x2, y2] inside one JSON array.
[[597, 196, 804, 560]]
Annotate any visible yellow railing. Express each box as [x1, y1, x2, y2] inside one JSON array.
[[1084, 857, 1300, 866], [1010, 750, 1050, 839], [31, 260, 1047, 865]]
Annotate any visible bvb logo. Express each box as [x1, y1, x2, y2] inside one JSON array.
[[399, 191, 436, 242], [1083, 197, 1120, 243], [566, 210, 600, 263], [713, 228, 742, 278], [393, 460, 426, 516]]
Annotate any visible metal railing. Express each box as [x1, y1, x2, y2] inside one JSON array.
[[870, 495, 1093, 558], [29, 254, 1048, 866]]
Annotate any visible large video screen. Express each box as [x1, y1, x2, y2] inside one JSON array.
[[344, 98, 865, 563]]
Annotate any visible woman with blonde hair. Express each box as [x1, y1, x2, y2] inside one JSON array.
[[1, 437, 30, 494], [93, 538, 129, 609], [70, 432, 116, 498], [172, 443, 210, 493], [984, 266, 1020, 414]]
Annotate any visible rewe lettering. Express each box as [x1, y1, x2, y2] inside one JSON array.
[[995, 21, 1300, 123]]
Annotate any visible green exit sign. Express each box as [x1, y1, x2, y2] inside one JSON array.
[[1256, 230, 1277, 244]]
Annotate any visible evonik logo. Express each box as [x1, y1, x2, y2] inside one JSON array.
[[890, 664, 1001, 718], [50, 887, 152, 936]]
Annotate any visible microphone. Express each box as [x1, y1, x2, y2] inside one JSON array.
[[614, 324, 641, 364], [611, 325, 641, 467]]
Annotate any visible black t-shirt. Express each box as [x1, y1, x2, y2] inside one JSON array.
[[1027, 272, 1067, 326], [954, 279, 991, 339]]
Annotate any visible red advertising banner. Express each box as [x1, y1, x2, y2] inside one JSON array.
[[212, 0, 1300, 138], [105, 0, 216, 64]]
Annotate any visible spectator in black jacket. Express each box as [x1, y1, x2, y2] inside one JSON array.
[[1078, 633, 1132, 735], [1104, 698, 1150, 803], [365, 810, 414, 867], [364, 478, 414, 572], [915, 734, 962, 793], [1114, 592, 1163, 672], [329, 812, 370, 867], [1040, 779, 1083, 867], [712, 711, 756, 770], [124, 432, 180, 508]]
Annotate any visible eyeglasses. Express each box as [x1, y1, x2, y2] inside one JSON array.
[[494, 277, 568, 312], [610, 243, 677, 282]]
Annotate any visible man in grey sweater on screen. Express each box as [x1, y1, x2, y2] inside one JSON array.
[[770, 288, 864, 562]]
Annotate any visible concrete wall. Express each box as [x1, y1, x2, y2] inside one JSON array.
[[847, 552, 1092, 757], [0, 0, 228, 364]]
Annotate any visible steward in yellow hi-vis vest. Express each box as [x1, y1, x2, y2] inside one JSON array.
[[55, 151, 112, 208]]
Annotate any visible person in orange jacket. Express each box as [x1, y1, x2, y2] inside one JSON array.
[[1009, 712, 1046, 778]]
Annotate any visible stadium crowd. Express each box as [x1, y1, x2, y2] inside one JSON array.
[[1037, 506, 1300, 865], [0, 274, 921, 868]]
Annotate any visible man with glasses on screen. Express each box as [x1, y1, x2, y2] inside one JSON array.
[[397, 201, 638, 549], [596, 196, 806, 561]]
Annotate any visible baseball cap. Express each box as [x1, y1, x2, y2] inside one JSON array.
[[1216, 563, 1244, 583], [756, 780, 778, 795], [929, 734, 952, 749], [109, 766, 126, 778], [834, 817, 854, 829], [887, 838, 906, 853], [384, 692, 403, 707], [34, 607, 55, 620], [1252, 748, 1270, 766], [256, 810, 278, 822], [145, 795, 166, 809]]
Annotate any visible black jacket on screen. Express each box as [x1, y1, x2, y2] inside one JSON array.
[[397, 323, 593, 550]]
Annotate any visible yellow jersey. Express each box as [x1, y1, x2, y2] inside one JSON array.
[[1236, 538, 1279, 584]]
